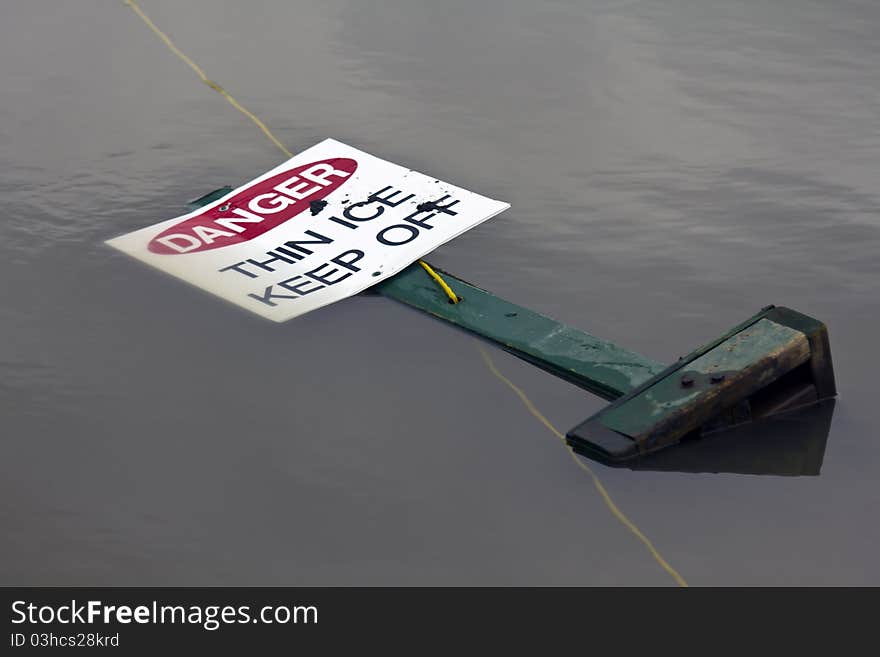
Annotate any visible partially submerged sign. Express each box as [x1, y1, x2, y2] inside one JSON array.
[[107, 139, 509, 321]]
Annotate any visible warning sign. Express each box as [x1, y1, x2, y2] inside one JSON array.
[[107, 139, 509, 321]]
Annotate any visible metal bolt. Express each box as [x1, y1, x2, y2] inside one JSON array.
[[710, 373, 726, 384], [680, 375, 694, 388]]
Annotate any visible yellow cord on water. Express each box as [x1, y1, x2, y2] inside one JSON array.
[[418, 261, 460, 304], [414, 266, 687, 586], [477, 346, 689, 587], [124, 0, 293, 158], [124, 0, 688, 587]]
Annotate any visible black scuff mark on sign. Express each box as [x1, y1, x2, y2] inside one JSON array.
[[309, 199, 328, 216]]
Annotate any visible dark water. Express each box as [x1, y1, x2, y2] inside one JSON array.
[[2, 0, 878, 585]]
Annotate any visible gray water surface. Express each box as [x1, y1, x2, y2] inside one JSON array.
[[1, 0, 878, 585]]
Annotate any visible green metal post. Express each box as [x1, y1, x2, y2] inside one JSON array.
[[373, 264, 665, 400]]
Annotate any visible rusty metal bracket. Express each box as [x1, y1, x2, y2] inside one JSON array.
[[566, 306, 836, 462]]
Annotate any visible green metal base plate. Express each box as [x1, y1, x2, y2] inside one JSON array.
[[566, 306, 836, 462]]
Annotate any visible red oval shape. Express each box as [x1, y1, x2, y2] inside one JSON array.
[[149, 157, 357, 255]]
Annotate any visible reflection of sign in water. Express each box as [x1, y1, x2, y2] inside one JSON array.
[[107, 138, 509, 321], [613, 400, 835, 476]]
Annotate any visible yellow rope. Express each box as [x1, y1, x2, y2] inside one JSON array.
[[418, 261, 460, 304], [418, 265, 687, 586], [124, 0, 293, 158], [128, 0, 451, 301], [478, 346, 689, 587], [124, 0, 688, 587]]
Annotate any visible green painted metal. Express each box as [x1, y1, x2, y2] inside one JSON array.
[[186, 186, 666, 399], [187, 187, 836, 463], [184, 188, 815, 405], [598, 318, 809, 438], [567, 305, 835, 461], [374, 263, 665, 400], [187, 185, 234, 212]]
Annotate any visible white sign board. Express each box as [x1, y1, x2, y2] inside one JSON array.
[[107, 139, 509, 322]]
